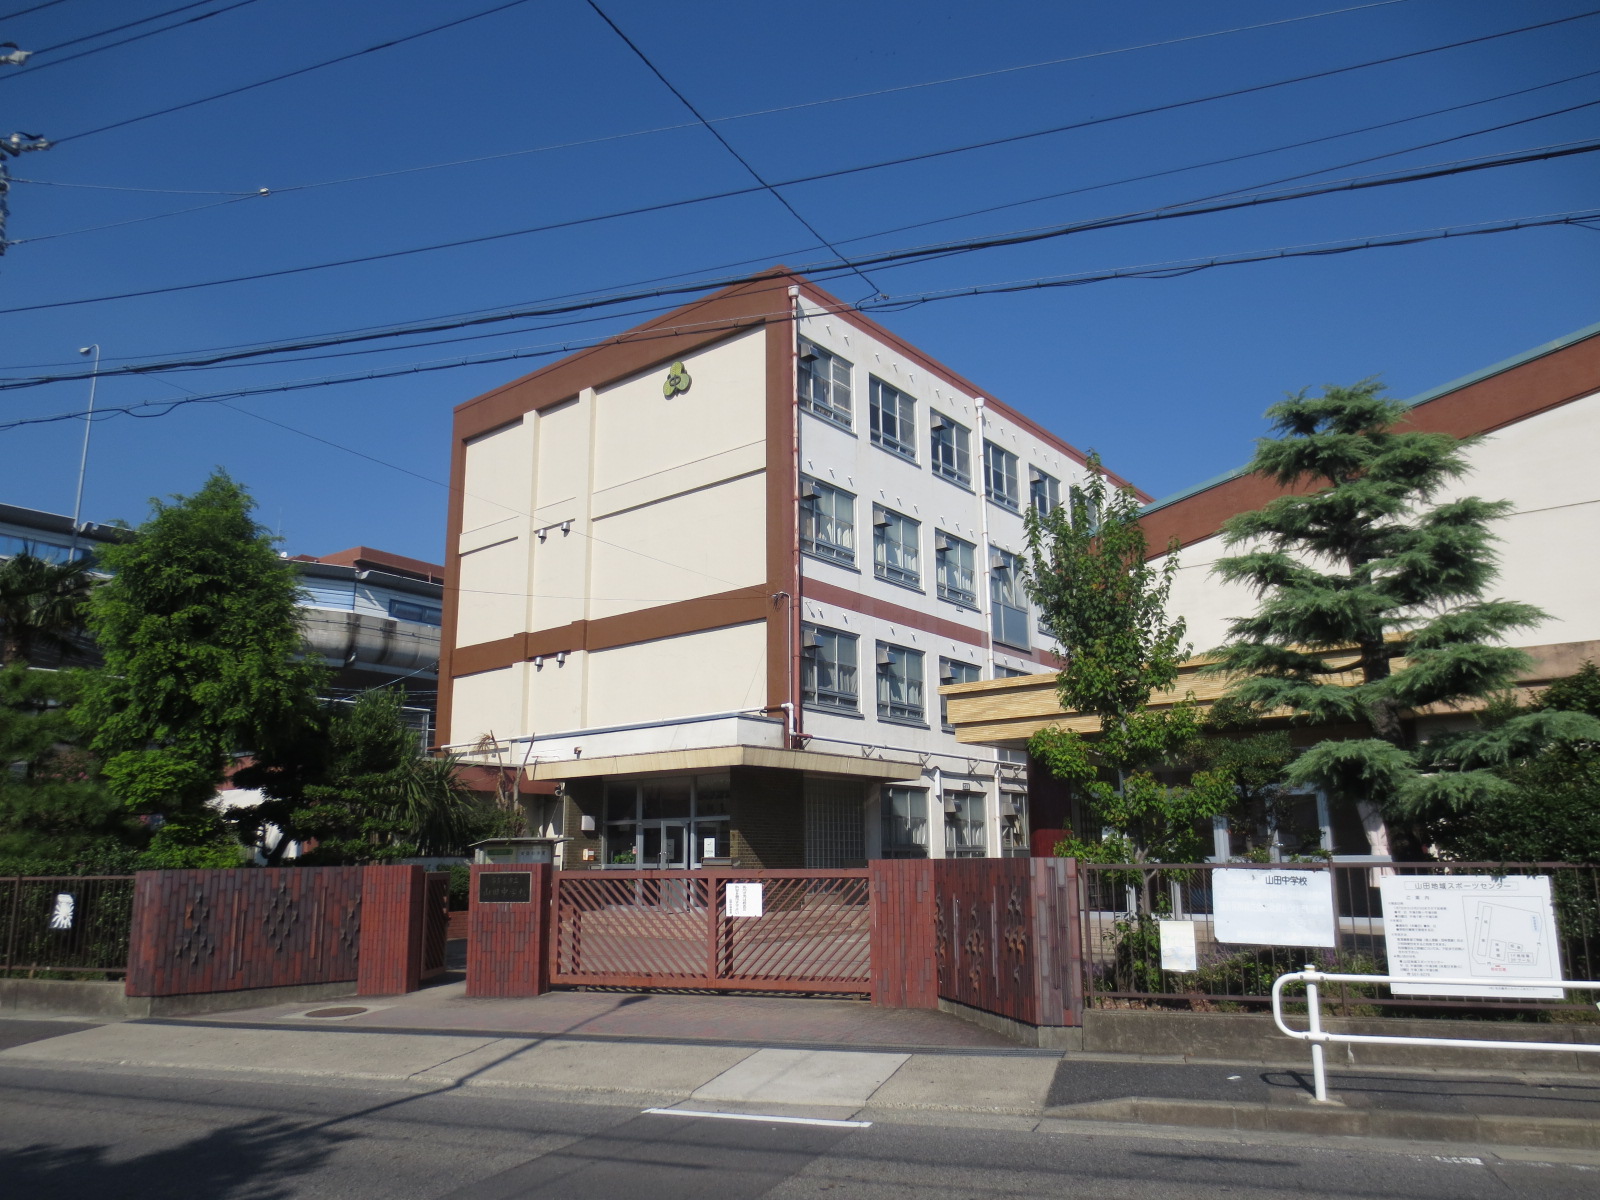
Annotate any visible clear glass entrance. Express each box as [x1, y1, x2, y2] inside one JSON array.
[[640, 820, 689, 869], [603, 774, 731, 869]]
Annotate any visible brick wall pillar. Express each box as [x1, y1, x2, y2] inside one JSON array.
[[869, 858, 938, 1008], [357, 864, 426, 996], [466, 863, 552, 997]]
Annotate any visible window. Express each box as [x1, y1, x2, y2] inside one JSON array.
[[800, 478, 855, 565], [872, 506, 920, 589], [869, 377, 916, 460], [388, 598, 443, 626], [798, 340, 852, 428], [303, 581, 356, 610], [944, 786, 987, 857], [0, 535, 89, 564], [1029, 468, 1060, 515], [1068, 484, 1099, 528], [984, 440, 1020, 510], [1000, 789, 1029, 857], [881, 786, 928, 858], [802, 625, 858, 712], [994, 665, 1027, 679], [939, 658, 980, 730], [990, 548, 1029, 649], [934, 531, 976, 607], [876, 642, 925, 723], [929, 412, 971, 486]]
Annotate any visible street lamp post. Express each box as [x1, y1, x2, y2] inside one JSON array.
[[68, 343, 100, 560]]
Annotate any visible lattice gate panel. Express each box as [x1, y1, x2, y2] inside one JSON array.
[[718, 875, 870, 986], [553, 873, 712, 985]]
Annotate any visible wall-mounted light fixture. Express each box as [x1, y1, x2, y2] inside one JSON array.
[[556, 651, 568, 666]]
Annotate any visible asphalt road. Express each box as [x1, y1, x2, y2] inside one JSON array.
[[0, 1061, 1595, 1200]]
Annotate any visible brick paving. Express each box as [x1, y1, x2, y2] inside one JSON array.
[[202, 979, 1020, 1049]]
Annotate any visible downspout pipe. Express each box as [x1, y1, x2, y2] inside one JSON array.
[[787, 284, 805, 749]]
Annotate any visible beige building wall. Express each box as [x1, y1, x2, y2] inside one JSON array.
[[450, 663, 529, 748], [1159, 386, 1600, 655], [584, 622, 768, 727]]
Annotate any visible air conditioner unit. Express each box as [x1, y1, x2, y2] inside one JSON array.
[[943, 795, 961, 815], [876, 646, 894, 667], [930, 413, 947, 430], [801, 630, 823, 653], [800, 481, 821, 500], [990, 551, 1010, 571], [940, 666, 957, 684], [1028, 465, 1043, 483], [998, 798, 1019, 818], [873, 507, 891, 527], [798, 345, 819, 363], [934, 533, 951, 552]]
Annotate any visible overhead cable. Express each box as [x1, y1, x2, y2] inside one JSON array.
[[0, 0, 265, 83]]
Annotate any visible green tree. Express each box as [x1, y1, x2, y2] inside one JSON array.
[[82, 472, 322, 853], [234, 689, 484, 865], [0, 550, 95, 666], [0, 664, 126, 861], [1023, 455, 1234, 869], [1211, 381, 1600, 850]]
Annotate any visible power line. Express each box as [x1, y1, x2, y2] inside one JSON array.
[[0, 0, 74, 21], [51, 0, 539, 145], [581, 0, 882, 300], [3, 206, 1590, 435], [0, 0, 266, 83], [16, 8, 1596, 310], [5, 190, 264, 245]]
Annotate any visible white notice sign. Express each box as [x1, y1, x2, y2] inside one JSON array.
[[703, 837, 717, 859], [725, 882, 764, 918], [1379, 874, 1563, 998], [1213, 868, 1336, 948], [1159, 920, 1198, 972]]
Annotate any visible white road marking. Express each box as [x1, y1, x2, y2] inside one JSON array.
[[642, 1107, 871, 1129]]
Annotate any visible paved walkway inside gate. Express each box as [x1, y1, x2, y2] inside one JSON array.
[[192, 978, 1022, 1050]]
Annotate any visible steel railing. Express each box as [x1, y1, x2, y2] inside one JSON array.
[[1271, 966, 1600, 1101]]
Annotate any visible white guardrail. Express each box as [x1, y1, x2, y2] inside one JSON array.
[[1271, 967, 1600, 1102]]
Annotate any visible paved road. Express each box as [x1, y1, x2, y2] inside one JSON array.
[[1, 1061, 1594, 1200]]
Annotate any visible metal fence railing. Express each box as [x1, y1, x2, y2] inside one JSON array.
[[1080, 861, 1600, 1017], [1, 875, 136, 977]]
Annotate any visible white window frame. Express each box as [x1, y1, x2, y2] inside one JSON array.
[[1029, 467, 1060, 515], [929, 412, 971, 486], [802, 624, 859, 712], [798, 340, 853, 429], [990, 548, 1030, 650], [800, 477, 856, 566], [876, 642, 926, 724], [880, 786, 929, 859], [869, 377, 917, 461], [939, 657, 980, 730], [984, 440, 1020, 511], [934, 531, 977, 608], [873, 506, 920, 589], [944, 785, 988, 858]]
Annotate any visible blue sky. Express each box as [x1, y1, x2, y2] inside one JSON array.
[[1, 0, 1596, 563]]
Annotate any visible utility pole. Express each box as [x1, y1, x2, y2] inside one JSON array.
[[0, 39, 47, 256]]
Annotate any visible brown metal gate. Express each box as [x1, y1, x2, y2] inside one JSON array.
[[550, 869, 871, 992]]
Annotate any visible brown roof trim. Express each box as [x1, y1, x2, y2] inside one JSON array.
[[1142, 326, 1600, 554]]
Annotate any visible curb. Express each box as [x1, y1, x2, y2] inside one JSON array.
[[1044, 1096, 1600, 1150]]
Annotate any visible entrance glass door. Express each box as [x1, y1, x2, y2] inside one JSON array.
[[640, 820, 689, 869]]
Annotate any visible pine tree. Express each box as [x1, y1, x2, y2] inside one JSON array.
[[1211, 381, 1600, 843], [1023, 455, 1234, 866], [82, 472, 323, 846]]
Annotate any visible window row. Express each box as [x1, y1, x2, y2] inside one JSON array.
[[881, 784, 1029, 859], [800, 480, 1034, 649], [799, 340, 1063, 514], [802, 628, 1025, 725]]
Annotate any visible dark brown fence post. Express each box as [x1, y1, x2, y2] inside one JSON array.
[[357, 865, 425, 996], [466, 863, 551, 997], [869, 858, 938, 1008], [123, 871, 163, 997]]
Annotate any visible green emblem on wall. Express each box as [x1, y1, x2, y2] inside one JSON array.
[[663, 361, 692, 397]]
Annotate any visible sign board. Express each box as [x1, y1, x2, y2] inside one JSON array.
[[1380, 874, 1563, 998], [1213, 868, 1336, 948], [477, 871, 532, 904], [725, 882, 764, 918], [703, 837, 717, 860], [49, 893, 74, 931], [1159, 919, 1198, 972]]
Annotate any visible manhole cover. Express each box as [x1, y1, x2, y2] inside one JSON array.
[[303, 1006, 368, 1018]]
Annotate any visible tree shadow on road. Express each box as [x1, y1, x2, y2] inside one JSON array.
[[2, 1114, 356, 1200]]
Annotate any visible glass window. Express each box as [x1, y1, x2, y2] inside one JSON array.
[[944, 786, 987, 858], [0, 535, 90, 564], [303, 581, 356, 609], [872, 506, 920, 589], [1000, 789, 1029, 857], [798, 340, 852, 428], [934, 531, 976, 608], [993, 666, 1027, 679], [876, 642, 925, 723], [990, 548, 1029, 649], [984, 440, 1020, 511], [1029, 468, 1060, 515], [881, 786, 928, 858], [388, 598, 443, 626], [939, 658, 980, 730], [1068, 484, 1099, 529], [869, 377, 916, 461], [800, 477, 855, 565], [802, 624, 858, 712], [929, 412, 971, 486]]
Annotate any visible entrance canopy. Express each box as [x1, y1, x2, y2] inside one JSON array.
[[528, 744, 925, 782]]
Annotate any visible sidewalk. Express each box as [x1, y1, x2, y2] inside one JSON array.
[[2, 990, 1597, 1153]]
